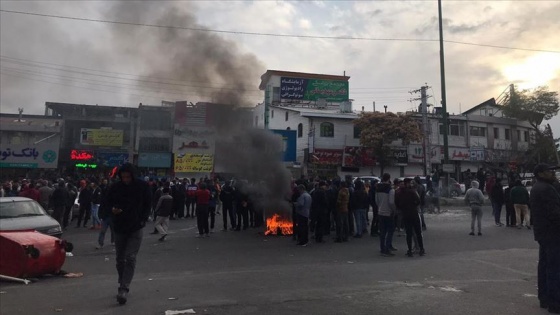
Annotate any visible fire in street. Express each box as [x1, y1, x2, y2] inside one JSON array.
[[264, 214, 293, 236]]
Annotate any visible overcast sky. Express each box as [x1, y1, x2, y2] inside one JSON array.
[[1, 0, 559, 135]]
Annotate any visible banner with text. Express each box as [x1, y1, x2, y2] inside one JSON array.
[[280, 77, 349, 102], [174, 154, 214, 173], [342, 146, 375, 168], [0, 142, 59, 169], [449, 147, 470, 161], [80, 128, 123, 147], [312, 148, 343, 165]]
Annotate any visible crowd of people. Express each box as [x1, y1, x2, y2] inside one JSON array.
[[1, 163, 558, 311]]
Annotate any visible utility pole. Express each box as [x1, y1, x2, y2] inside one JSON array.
[[438, 0, 449, 163], [410, 85, 432, 176], [421, 86, 431, 175]]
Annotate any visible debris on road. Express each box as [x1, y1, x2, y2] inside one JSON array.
[[165, 309, 196, 315], [65, 252, 73, 257], [0, 274, 31, 285], [54, 308, 63, 312], [63, 273, 83, 278], [168, 297, 178, 300]]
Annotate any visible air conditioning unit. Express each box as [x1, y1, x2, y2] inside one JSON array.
[[339, 101, 352, 113]]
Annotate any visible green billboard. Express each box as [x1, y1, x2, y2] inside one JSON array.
[[280, 77, 349, 102]]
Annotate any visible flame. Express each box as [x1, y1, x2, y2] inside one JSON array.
[[265, 214, 293, 235]]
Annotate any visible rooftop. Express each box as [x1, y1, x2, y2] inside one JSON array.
[[271, 105, 359, 119]]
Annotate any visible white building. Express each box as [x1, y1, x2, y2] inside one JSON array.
[[255, 70, 537, 181]]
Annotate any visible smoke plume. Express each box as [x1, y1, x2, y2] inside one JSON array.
[[106, 1, 265, 106], [106, 2, 291, 214]]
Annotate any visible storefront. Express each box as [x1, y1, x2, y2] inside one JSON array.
[[138, 152, 172, 179], [0, 143, 60, 179]]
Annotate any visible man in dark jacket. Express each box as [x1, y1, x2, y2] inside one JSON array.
[[395, 178, 425, 257], [504, 183, 516, 227], [220, 181, 236, 231], [511, 179, 531, 229], [530, 164, 560, 314], [311, 181, 329, 243], [153, 187, 173, 241], [105, 163, 152, 305], [50, 181, 68, 225], [351, 180, 369, 238], [490, 180, 505, 226]]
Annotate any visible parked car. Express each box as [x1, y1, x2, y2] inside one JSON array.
[[0, 197, 63, 238], [352, 176, 380, 184]]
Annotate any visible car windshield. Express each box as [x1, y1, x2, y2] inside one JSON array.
[[0, 200, 45, 219]]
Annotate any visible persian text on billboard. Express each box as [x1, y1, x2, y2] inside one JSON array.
[[80, 129, 123, 147], [174, 154, 214, 173], [280, 77, 349, 102]]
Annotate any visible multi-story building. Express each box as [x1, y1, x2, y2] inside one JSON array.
[[136, 103, 174, 178], [45, 102, 137, 175], [0, 112, 62, 179], [254, 70, 536, 180]]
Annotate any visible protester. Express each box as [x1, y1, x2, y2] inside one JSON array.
[[511, 179, 531, 229], [235, 184, 250, 231], [38, 180, 53, 211], [414, 176, 427, 230], [311, 181, 328, 243], [295, 184, 312, 246], [219, 180, 236, 231], [351, 180, 369, 238], [504, 182, 516, 227], [465, 180, 484, 236], [369, 179, 379, 236], [63, 183, 77, 229], [529, 164, 560, 314], [207, 180, 218, 232], [335, 181, 350, 243], [376, 173, 396, 256], [50, 181, 68, 225], [152, 187, 173, 242], [90, 182, 102, 230], [77, 180, 92, 228], [105, 163, 152, 305], [490, 179, 505, 227], [195, 183, 211, 237], [396, 178, 425, 257], [186, 178, 198, 218]]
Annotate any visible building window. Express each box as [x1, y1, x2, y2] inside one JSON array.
[[517, 130, 521, 141], [320, 122, 334, 137], [524, 131, 529, 142], [470, 126, 486, 137], [439, 121, 465, 136], [494, 128, 499, 139], [297, 123, 303, 138], [255, 116, 258, 126], [505, 128, 511, 140], [353, 125, 361, 139], [286, 127, 291, 131], [285, 112, 289, 122], [271, 110, 274, 118]]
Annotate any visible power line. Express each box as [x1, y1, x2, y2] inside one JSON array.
[[0, 55, 416, 92], [1, 9, 558, 53]]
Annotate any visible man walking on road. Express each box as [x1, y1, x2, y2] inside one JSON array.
[[530, 164, 560, 314], [465, 180, 485, 236], [396, 178, 425, 257], [106, 163, 152, 305], [153, 187, 173, 241], [511, 179, 531, 229]]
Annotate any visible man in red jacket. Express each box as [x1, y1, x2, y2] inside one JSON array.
[[195, 183, 211, 237]]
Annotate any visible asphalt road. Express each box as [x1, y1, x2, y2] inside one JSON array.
[[0, 206, 546, 315]]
